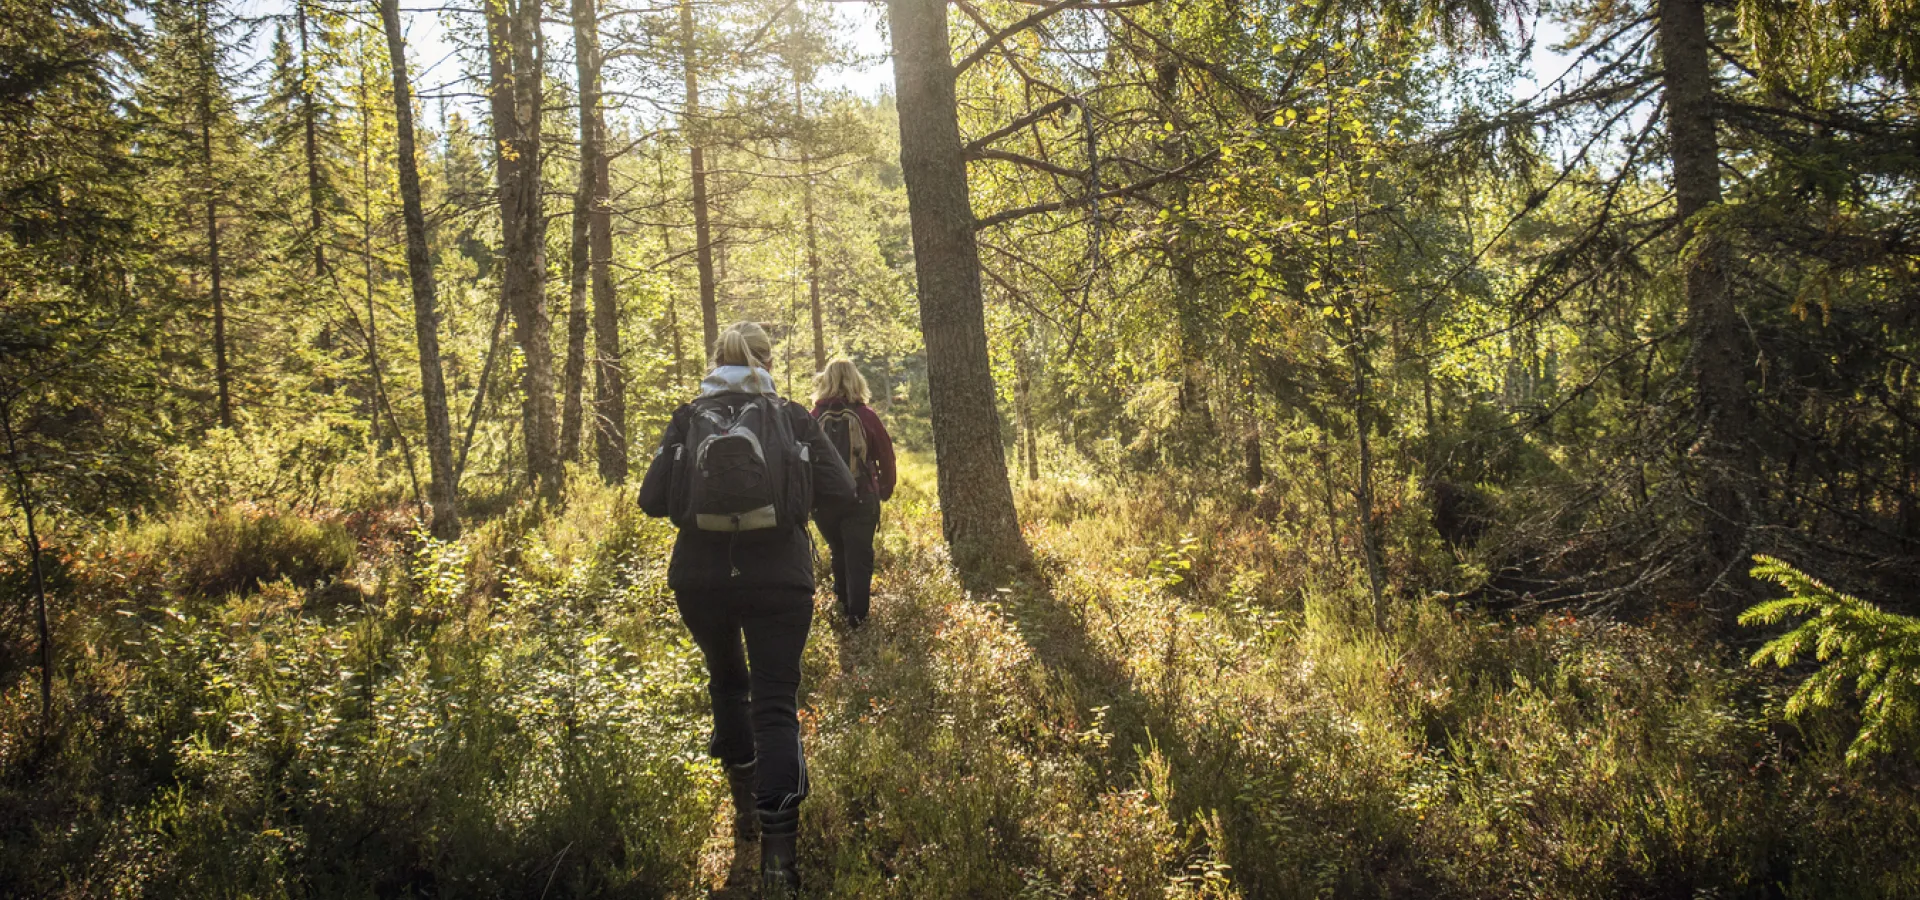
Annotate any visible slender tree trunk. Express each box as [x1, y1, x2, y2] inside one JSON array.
[[795, 65, 825, 371], [380, 0, 460, 537], [486, 0, 562, 502], [680, 0, 718, 352], [207, 192, 230, 426], [297, 1, 334, 391], [1317, 440, 1339, 559], [1349, 320, 1387, 631], [577, 0, 626, 483], [2, 403, 53, 735], [1659, 0, 1750, 582], [656, 152, 689, 383], [198, 2, 231, 428], [458, 294, 510, 489], [1014, 336, 1039, 481], [661, 219, 687, 382], [561, 177, 589, 463], [354, 303, 427, 514], [887, 0, 1029, 584], [1243, 426, 1264, 490], [298, 0, 327, 280], [359, 62, 381, 453]]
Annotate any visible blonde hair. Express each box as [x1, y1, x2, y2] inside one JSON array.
[[711, 321, 774, 370], [812, 358, 870, 405]]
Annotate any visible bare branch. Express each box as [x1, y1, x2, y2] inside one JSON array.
[[955, 0, 1158, 77], [968, 146, 1087, 180]]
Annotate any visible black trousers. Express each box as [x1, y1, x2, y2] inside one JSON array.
[[817, 495, 881, 621], [675, 588, 814, 811]]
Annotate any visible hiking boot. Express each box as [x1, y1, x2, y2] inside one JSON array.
[[726, 759, 758, 840], [758, 806, 800, 897]]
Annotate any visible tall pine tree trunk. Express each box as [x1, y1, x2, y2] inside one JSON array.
[[680, 0, 718, 352], [379, 0, 460, 538], [1659, 0, 1749, 581], [576, 0, 626, 483], [887, 0, 1029, 584], [486, 0, 562, 502]]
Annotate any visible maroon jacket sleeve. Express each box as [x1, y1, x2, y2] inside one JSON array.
[[857, 405, 896, 501]]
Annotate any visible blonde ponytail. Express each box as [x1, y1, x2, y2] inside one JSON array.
[[812, 358, 870, 405], [711, 321, 774, 370]]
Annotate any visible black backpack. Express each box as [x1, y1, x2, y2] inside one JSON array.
[[670, 395, 811, 532], [817, 406, 869, 494]]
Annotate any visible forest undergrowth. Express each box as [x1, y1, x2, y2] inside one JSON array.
[[5, 452, 1920, 898]]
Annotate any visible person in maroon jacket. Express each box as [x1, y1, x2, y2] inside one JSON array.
[[810, 358, 896, 627]]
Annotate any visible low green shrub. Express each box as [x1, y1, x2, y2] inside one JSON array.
[[129, 508, 355, 597], [0, 481, 716, 898]]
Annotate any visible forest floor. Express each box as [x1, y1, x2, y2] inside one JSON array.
[[5, 454, 1918, 898], [681, 454, 1920, 897]]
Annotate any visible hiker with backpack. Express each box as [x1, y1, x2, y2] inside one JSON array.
[[811, 358, 896, 628], [638, 321, 856, 895]]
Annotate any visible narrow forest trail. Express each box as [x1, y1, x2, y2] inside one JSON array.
[[683, 456, 1260, 898]]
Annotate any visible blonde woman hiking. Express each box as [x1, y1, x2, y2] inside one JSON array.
[[810, 358, 896, 628], [638, 321, 856, 895]]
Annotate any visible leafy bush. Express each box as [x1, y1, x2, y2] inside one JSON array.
[[167, 418, 373, 514], [0, 482, 716, 898], [1743, 555, 1920, 763], [130, 508, 355, 596]]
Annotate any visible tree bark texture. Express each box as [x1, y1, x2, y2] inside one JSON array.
[[681, 0, 719, 354], [380, 0, 461, 537], [577, 0, 626, 483], [887, 0, 1030, 584], [1659, 0, 1750, 579], [486, 0, 562, 503]]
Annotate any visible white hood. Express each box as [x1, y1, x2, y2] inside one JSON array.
[[699, 365, 778, 397]]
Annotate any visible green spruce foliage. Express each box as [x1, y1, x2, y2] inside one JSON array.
[[1744, 556, 1920, 764]]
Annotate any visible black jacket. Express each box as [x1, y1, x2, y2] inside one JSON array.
[[638, 391, 857, 592]]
